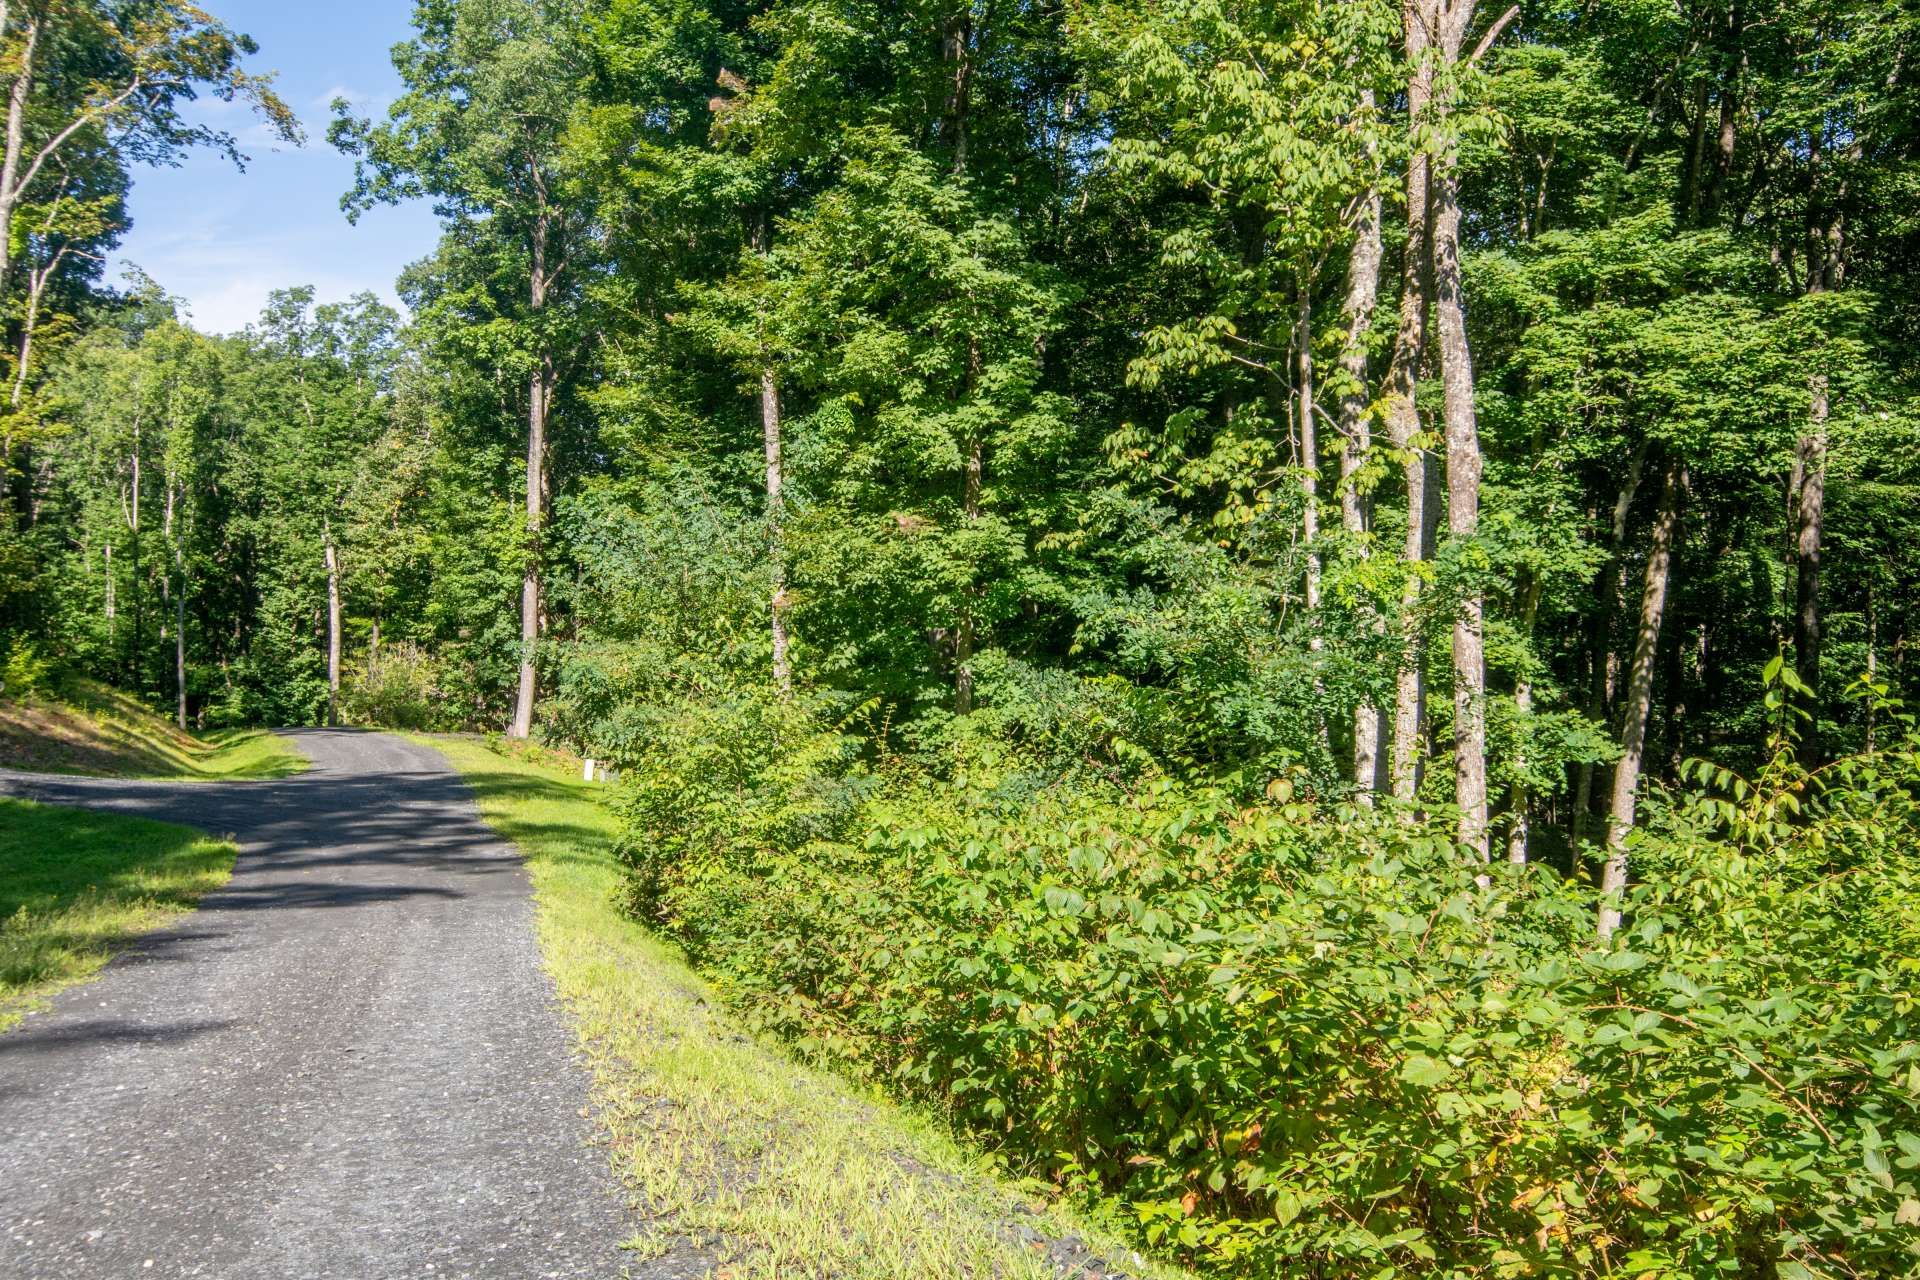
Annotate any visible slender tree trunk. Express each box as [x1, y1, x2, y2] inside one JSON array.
[[509, 211, 553, 741], [1296, 288, 1322, 627], [1507, 569, 1541, 863], [753, 213, 792, 698], [942, 6, 973, 179], [324, 522, 342, 728], [946, 14, 978, 715], [369, 617, 381, 678], [0, 14, 38, 299], [175, 590, 187, 730], [1338, 158, 1385, 795], [1573, 447, 1646, 847], [1599, 461, 1684, 942], [952, 416, 983, 717], [762, 364, 791, 696], [165, 475, 186, 731], [1384, 4, 1435, 804], [11, 242, 64, 413], [1430, 44, 1489, 859], [1793, 377, 1827, 762], [128, 420, 143, 685], [1865, 588, 1878, 753]]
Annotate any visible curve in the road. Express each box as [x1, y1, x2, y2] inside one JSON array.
[[0, 729, 633, 1280]]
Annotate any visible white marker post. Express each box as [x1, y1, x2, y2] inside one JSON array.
[[583, 758, 596, 782]]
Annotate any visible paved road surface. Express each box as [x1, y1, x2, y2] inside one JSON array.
[[0, 730, 633, 1279]]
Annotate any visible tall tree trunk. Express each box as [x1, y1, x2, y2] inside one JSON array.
[[1337, 133, 1385, 797], [324, 522, 342, 728], [1792, 378, 1827, 762], [762, 364, 791, 696], [165, 474, 186, 731], [0, 13, 38, 299], [1295, 288, 1322, 628], [1507, 569, 1541, 863], [175, 590, 187, 731], [509, 210, 553, 741], [10, 238, 66, 415], [1429, 19, 1489, 859], [1599, 461, 1684, 942], [1573, 446, 1646, 847], [1865, 587, 1878, 753], [952, 393, 983, 710], [942, 6, 973, 178], [1384, 3, 1435, 804], [754, 213, 792, 698], [127, 419, 143, 686]]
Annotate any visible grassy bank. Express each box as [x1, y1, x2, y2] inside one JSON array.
[[418, 733, 1182, 1280], [0, 798, 236, 1031], [0, 679, 306, 779]]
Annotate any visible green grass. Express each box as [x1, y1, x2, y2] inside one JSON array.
[[0, 798, 237, 1031], [0, 678, 307, 780], [416, 733, 1187, 1280]]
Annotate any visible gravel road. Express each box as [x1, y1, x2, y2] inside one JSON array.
[[0, 730, 634, 1279]]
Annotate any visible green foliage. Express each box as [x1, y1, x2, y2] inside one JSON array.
[[340, 642, 446, 731], [620, 696, 1920, 1277]]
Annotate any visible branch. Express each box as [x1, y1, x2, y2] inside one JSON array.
[[10, 76, 146, 204], [1470, 6, 1521, 65]]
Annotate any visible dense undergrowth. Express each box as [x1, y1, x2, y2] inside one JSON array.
[[614, 685, 1920, 1278]]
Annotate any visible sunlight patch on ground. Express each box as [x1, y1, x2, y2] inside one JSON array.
[[0, 799, 236, 1031]]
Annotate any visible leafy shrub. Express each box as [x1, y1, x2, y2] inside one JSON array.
[[340, 642, 444, 730], [619, 696, 1920, 1278], [0, 640, 56, 697]]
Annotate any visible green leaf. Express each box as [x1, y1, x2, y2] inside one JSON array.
[[1400, 1053, 1452, 1088]]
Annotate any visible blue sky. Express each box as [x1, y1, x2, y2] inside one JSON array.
[[111, 2, 440, 335]]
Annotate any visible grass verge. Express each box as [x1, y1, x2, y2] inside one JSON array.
[[0, 797, 236, 1031], [417, 732, 1188, 1280], [0, 679, 306, 779]]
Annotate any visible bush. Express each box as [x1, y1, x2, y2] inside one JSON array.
[[0, 640, 56, 697], [618, 696, 1920, 1278], [340, 642, 444, 730]]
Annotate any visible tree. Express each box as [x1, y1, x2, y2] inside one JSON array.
[[332, 0, 593, 739], [0, 0, 296, 297]]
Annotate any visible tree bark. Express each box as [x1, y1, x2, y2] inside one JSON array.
[[754, 213, 792, 698], [1792, 378, 1826, 762], [324, 524, 342, 729], [165, 475, 187, 730], [1507, 569, 1541, 863], [1573, 445, 1645, 847], [0, 12, 38, 299], [175, 589, 187, 730], [509, 209, 553, 740], [955, 417, 982, 716], [1599, 461, 1684, 942], [942, 6, 973, 178], [1429, 0, 1489, 859], [762, 364, 791, 696], [1384, 2, 1435, 804], [1337, 131, 1385, 797], [1295, 288, 1322, 627]]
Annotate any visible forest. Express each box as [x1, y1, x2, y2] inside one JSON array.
[[2, 0, 1919, 1275]]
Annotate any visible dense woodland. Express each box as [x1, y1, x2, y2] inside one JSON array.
[[3, 0, 1920, 1275]]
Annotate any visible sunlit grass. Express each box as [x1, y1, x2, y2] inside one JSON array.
[[0, 678, 307, 780], [416, 733, 1181, 1279], [0, 797, 236, 1031]]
